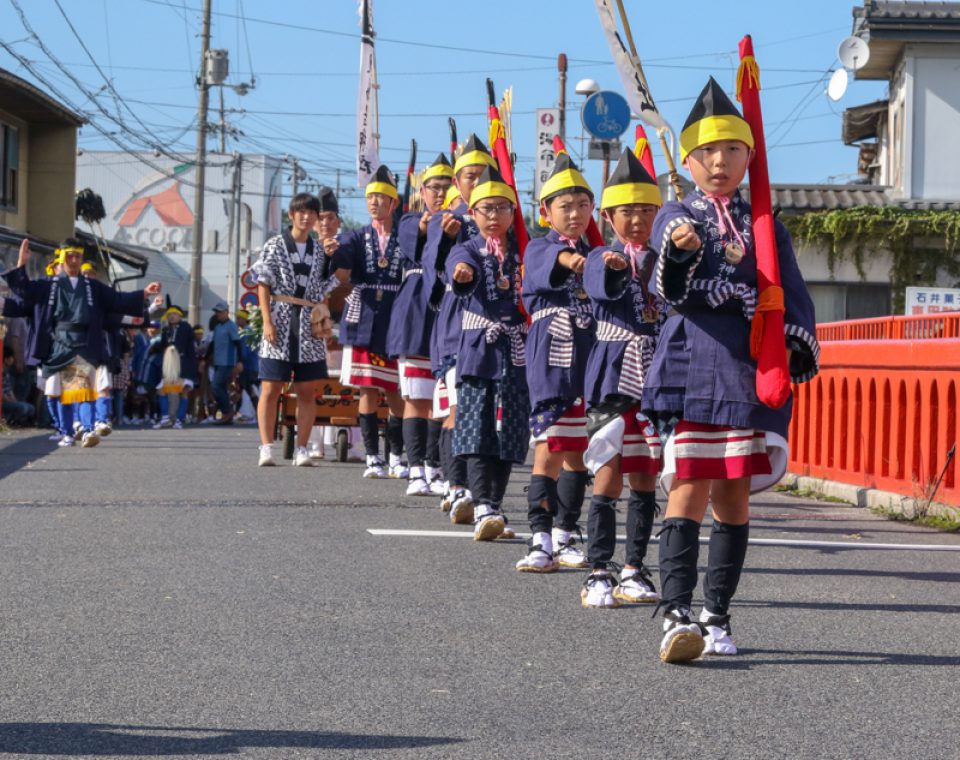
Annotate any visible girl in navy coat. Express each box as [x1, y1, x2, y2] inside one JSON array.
[[515, 154, 594, 575], [447, 166, 530, 541], [644, 79, 819, 663], [580, 148, 665, 607]]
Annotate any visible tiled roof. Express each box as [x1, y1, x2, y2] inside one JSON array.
[[861, 1, 960, 21], [757, 184, 960, 213]]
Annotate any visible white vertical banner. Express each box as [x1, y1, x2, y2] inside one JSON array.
[[356, 0, 379, 186], [534, 108, 560, 202]]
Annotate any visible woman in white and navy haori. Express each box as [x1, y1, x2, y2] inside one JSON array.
[[581, 148, 665, 608], [334, 165, 407, 480], [447, 165, 529, 542], [386, 154, 455, 498], [253, 192, 341, 467], [515, 153, 594, 576], [422, 135, 498, 523]]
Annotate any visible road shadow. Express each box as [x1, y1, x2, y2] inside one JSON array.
[[0, 432, 57, 483], [697, 647, 960, 670], [0, 722, 464, 755]]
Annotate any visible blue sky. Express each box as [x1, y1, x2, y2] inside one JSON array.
[[0, 0, 887, 222]]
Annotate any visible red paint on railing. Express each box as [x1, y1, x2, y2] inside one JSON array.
[[816, 312, 960, 341]]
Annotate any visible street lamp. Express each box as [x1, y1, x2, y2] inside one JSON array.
[[574, 78, 601, 97]]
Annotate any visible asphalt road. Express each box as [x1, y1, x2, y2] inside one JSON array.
[[1, 425, 958, 760]]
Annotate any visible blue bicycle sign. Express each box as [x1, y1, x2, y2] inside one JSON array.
[[581, 91, 631, 141]]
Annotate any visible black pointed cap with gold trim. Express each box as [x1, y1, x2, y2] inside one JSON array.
[[601, 148, 662, 210], [365, 164, 399, 201], [468, 164, 517, 208], [422, 153, 455, 183], [539, 152, 593, 204], [679, 76, 754, 162], [454, 134, 497, 174]]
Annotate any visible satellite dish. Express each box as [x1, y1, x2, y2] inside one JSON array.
[[827, 68, 849, 101], [838, 36, 870, 70]]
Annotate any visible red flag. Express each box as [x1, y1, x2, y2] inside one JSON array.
[[550, 135, 605, 249], [737, 35, 790, 409], [486, 80, 529, 260], [633, 123, 657, 179]]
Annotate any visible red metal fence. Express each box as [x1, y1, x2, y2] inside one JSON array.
[[788, 314, 960, 505]]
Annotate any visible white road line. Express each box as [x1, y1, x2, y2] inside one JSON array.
[[366, 528, 960, 552]]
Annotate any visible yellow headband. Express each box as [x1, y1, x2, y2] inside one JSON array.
[[80, 262, 95, 272], [454, 150, 497, 174], [469, 180, 516, 208], [601, 183, 662, 210], [164, 306, 184, 320], [54, 246, 83, 258], [365, 181, 399, 201], [422, 164, 455, 183], [679, 114, 754, 162], [442, 185, 462, 210], [539, 168, 592, 204]]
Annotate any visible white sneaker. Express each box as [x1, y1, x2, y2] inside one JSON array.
[[614, 565, 660, 604], [473, 504, 506, 541], [700, 610, 737, 655], [580, 570, 621, 608], [363, 455, 387, 479], [388, 453, 409, 479], [425, 466, 446, 495], [553, 528, 589, 568], [172, 420, 183, 430], [58, 435, 75, 448], [308, 441, 325, 460], [659, 608, 705, 663], [406, 477, 431, 496], [516, 532, 559, 573], [95, 422, 112, 437], [293, 446, 314, 467], [258, 444, 277, 467], [152, 417, 172, 430], [48, 432, 62, 441], [439, 485, 454, 512], [80, 431, 101, 448], [449, 488, 474, 524]]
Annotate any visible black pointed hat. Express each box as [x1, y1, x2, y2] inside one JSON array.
[[601, 148, 662, 209], [679, 76, 754, 161]]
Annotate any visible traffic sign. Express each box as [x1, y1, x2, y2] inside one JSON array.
[[240, 291, 259, 310], [581, 91, 631, 140], [240, 269, 257, 290]]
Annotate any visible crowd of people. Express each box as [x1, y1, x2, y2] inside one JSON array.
[[1, 78, 820, 663]]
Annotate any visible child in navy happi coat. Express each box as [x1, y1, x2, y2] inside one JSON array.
[[515, 153, 595, 575], [447, 165, 530, 542], [580, 147, 665, 608], [643, 78, 820, 663]]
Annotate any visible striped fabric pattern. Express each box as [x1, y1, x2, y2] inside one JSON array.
[[531, 307, 574, 368], [671, 420, 771, 481], [785, 322, 821, 383], [531, 399, 589, 452], [341, 345, 400, 393], [689, 279, 757, 320], [656, 214, 703, 305], [344, 283, 402, 324], [595, 320, 655, 400], [621, 408, 662, 475], [461, 310, 527, 367]]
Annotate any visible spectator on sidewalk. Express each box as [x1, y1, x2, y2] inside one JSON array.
[[3, 346, 35, 426], [209, 302, 241, 425]]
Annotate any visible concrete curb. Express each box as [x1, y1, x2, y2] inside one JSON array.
[[778, 473, 960, 521]]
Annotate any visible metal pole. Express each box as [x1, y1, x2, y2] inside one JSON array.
[[599, 140, 611, 239], [188, 0, 212, 326], [292, 157, 299, 197], [218, 86, 226, 154], [226, 154, 241, 313], [557, 53, 567, 143]]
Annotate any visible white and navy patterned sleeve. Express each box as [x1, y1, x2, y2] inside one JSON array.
[[251, 237, 281, 290], [652, 200, 704, 306], [775, 220, 820, 383]]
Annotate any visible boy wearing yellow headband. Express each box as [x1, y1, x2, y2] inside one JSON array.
[[149, 299, 198, 430], [644, 77, 819, 662], [333, 165, 407, 479], [386, 154, 454, 497], [514, 153, 594, 576], [446, 165, 529, 541], [579, 148, 664, 607], [422, 134, 498, 522]]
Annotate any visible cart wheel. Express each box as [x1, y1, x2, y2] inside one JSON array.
[[336, 429, 349, 462], [282, 424, 296, 460]]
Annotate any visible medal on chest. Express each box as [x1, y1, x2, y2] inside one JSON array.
[[724, 242, 744, 265], [496, 275, 510, 291], [377, 255, 390, 269]]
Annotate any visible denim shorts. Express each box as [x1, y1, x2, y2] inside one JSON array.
[[259, 357, 328, 383]]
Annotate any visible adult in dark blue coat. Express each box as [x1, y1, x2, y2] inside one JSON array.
[[148, 302, 198, 430]]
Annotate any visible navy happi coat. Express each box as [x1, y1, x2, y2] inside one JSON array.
[[385, 211, 434, 359]]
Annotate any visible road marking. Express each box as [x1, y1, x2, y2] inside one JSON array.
[[367, 528, 960, 552]]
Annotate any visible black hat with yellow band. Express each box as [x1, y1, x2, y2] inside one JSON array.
[[680, 77, 754, 162], [422, 153, 455, 183], [539, 152, 593, 205], [601, 148, 662, 210], [454, 134, 497, 175], [468, 165, 516, 208], [365, 164, 399, 201]]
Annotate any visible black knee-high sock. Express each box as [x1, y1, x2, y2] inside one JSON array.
[[556, 469, 589, 531], [358, 412, 380, 457], [625, 490, 660, 567], [527, 474, 557, 534], [426, 419, 442, 468], [586, 495, 617, 569], [438, 427, 451, 481], [702, 520, 750, 616], [387, 415, 404, 459], [450, 453, 468, 489], [658, 517, 702, 611], [466, 455, 494, 504], [402, 417, 428, 468], [491, 461, 512, 507]]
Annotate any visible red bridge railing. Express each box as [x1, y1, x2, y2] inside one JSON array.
[[789, 314, 960, 506]]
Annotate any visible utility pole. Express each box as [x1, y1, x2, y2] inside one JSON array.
[[188, 0, 213, 326], [557, 53, 567, 143], [291, 157, 299, 196], [218, 86, 226, 154], [335, 168, 342, 197], [226, 154, 242, 313]]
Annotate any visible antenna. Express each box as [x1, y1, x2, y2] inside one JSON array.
[[837, 36, 870, 71], [827, 68, 849, 101]]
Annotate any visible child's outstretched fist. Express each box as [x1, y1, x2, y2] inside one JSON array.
[[671, 223, 701, 251], [558, 250, 587, 274], [603, 251, 628, 271], [452, 262, 475, 283]]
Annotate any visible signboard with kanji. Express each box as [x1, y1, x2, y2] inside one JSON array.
[[905, 286, 960, 315], [534, 108, 561, 203]]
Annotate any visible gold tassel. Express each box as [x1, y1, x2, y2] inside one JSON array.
[[736, 56, 761, 102]]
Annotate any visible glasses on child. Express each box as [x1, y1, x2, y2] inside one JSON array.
[[422, 182, 450, 194], [474, 203, 514, 218]]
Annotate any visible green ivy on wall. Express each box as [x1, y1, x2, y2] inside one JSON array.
[[783, 206, 960, 312]]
